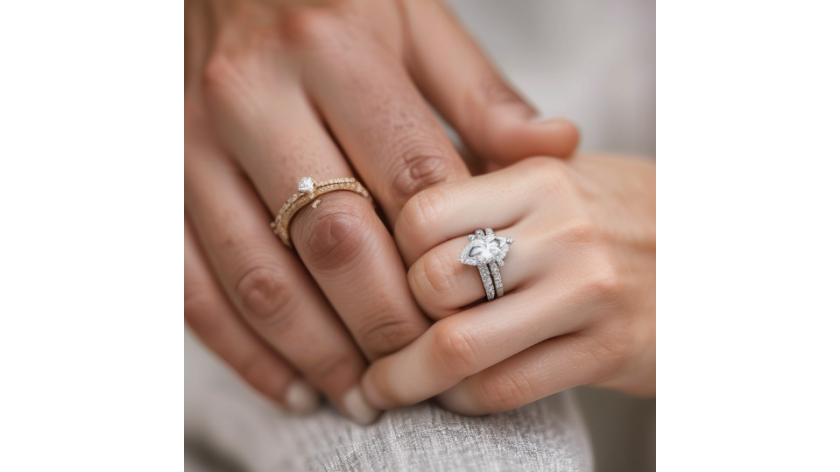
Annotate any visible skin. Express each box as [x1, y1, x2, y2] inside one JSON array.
[[362, 154, 656, 415], [184, 0, 578, 422]]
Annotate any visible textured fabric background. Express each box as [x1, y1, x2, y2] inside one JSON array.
[[185, 1, 655, 470], [186, 367, 592, 471]]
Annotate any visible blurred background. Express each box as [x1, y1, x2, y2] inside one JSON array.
[[187, 0, 654, 470]]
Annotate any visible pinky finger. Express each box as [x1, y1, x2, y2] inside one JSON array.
[[185, 217, 320, 414], [436, 331, 615, 416]]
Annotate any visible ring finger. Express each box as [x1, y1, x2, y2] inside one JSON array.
[[393, 158, 563, 266], [408, 227, 538, 319], [203, 62, 430, 362], [185, 107, 374, 422]]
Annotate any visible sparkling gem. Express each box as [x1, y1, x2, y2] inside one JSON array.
[[460, 230, 513, 266], [299, 177, 316, 194]]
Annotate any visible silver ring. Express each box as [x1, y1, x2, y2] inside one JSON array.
[[460, 228, 513, 301]]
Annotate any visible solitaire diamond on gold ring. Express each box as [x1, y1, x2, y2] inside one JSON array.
[[271, 177, 372, 249]]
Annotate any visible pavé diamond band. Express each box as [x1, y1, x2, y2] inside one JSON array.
[[460, 228, 513, 301], [271, 177, 373, 249]]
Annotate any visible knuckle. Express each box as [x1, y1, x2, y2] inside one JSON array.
[[201, 53, 246, 101], [282, 9, 341, 49], [584, 244, 624, 301], [478, 371, 535, 413], [559, 215, 600, 245], [390, 146, 457, 204], [398, 187, 452, 235], [184, 290, 223, 337], [410, 250, 458, 302], [357, 318, 424, 359], [431, 324, 482, 374], [574, 245, 625, 310], [590, 257, 624, 301], [297, 195, 370, 271], [235, 265, 294, 326]]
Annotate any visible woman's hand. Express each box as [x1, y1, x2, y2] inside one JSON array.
[[185, 0, 578, 422], [361, 155, 655, 415]]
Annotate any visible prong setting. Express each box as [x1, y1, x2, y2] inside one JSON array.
[[460, 228, 513, 267], [460, 228, 513, 301], [273, 176, 373, 249], [298, 177, 316, 194]]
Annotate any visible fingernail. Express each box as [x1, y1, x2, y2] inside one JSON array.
[[342, 385, 381, 425], [285, 380, 320, 415], [361, 372, 390, 410]]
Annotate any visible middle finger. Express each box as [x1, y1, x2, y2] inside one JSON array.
[[301, 19, 472, 224]]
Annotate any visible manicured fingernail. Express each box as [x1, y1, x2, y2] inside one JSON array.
[[342, 386, 381, 425], [285, 380, 320, 415]]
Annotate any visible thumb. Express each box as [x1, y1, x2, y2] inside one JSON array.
[[402, 0, 579, 165]]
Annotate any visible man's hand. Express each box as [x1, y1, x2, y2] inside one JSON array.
[[184, 0, 578, 423]]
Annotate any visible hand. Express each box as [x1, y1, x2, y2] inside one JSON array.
[[184, 0, 579, 423], [361, 155, 655, 415]]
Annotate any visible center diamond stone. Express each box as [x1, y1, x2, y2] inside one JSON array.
[[460, 231, 513, 266], [298, 177, 316, 194], [470, 237, 502, 263]]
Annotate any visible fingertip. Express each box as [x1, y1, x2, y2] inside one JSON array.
[[484, 117, 580, 165], [361, 368, 393, 411], [285, 379, 322, 415], [342, 385, 382, 425], [522, 118, 580, 159], [537, 118, 580, 158]]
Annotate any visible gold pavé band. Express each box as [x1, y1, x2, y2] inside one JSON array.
[[271, 177, 372, 248]]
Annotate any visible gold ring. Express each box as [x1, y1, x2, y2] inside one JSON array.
[[271, 177, 372, 248]]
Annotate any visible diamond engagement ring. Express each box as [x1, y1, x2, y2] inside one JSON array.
[[271, 177, 373, 249], [460, 228, 513, 300]]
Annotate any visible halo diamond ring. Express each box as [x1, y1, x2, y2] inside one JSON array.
[[460, 228, 513, 300]]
